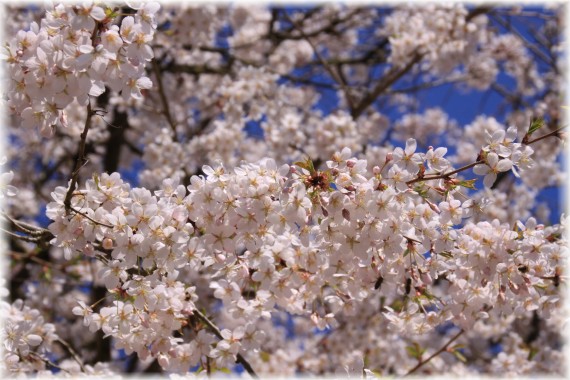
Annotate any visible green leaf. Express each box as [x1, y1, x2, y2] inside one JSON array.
[[452, 348, 467, 363], [390, 299, 405, 312], [418, 290, 437, 301], [104, 7, 119, 19], [528, 347, 540, 361], [438, 251, 453, 259], [406, 342, 426, 360], [42, 267, 52, 282], [413, 185, 429, 198], [458, 179, 477, 190], [365, 369, 382, 378], [527, 118, 545, 136], [293, 157, 315, 174], [93, 173, 101, 191]]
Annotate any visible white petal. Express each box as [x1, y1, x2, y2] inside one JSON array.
[[473, 164, 489, 175], [496, 159, 513, 172], [486, 152, 499, 168], [483, 173, 497, 188], [405, 138, 417, 154]]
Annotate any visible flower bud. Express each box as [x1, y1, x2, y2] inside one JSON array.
[[84, 243, 95, 257], [102, 237, 114, 250]]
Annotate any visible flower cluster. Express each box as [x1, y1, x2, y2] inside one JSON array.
[[1, 3, 565, 378], [43, 138, 566, 374], [474, 126, 534, 187], [0, 281, 58, 375], [0, 156, 18, 199], [3, 1, 159, 137], [380, 4, 489, 74]]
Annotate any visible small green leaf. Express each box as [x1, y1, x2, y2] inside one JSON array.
[[452, 348, 467, 363], [365, 369, 382, 377], [42, 267, 52, 282], [418, 290, 437, 301], [527, 118, 545, 136], [528, 347, 540, 361], [293, 157, 315, 174], [259, 351, 271, 362], [93, 173, 101, 191], [390, 298, 405, 312], [438, 251, 453, 259], [104, 7, 119, 19], [458, 179, 477, 190], [414, 185, 429, 198], [406, 342, 426, 360]]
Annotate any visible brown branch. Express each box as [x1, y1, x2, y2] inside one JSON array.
[[193, 309, 258, 378], [56, 337, 86, 372], [405, 329, 465, 376], [69, 207, 113, 229], [283, 13, 356, 112], [489, 13, 555, 67], [350, 5, 493, 119], [524, 125, 566, 145], [152, 57, 178, 140], [406, 160, 484, 185], [406, 121, 565, 186], [63, 102, 95, 214], [28, 351, 70, 374], [272, 8, 362, 42], [351, 52, 423, 119]]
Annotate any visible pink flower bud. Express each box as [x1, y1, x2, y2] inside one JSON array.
[[427, 200, 440, 213], [84, 243, 95, 257], [102, 237, 114, 250]]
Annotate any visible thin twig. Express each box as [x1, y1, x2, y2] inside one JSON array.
[[406, 161, 484, 185], [1, 212, 52, 237], [63, 102, 95, 214], [2, 228, 45, 243], [56, 337, 86, 372], [405, 120, 565, 188], [489, 13, 555, 67], [152, 57, 179, 141], [405, 329, 464, 376], [69, 207, 113, 228], [525, 125, 566, 145], [193, 309, 258, 378], [10, 250, 67, 272], [28, 351, 71, 374], [283, 12, 356, 112], [351, 52, 423, 119]]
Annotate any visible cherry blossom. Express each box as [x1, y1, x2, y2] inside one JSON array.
[[1, 3, 566, 378]]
